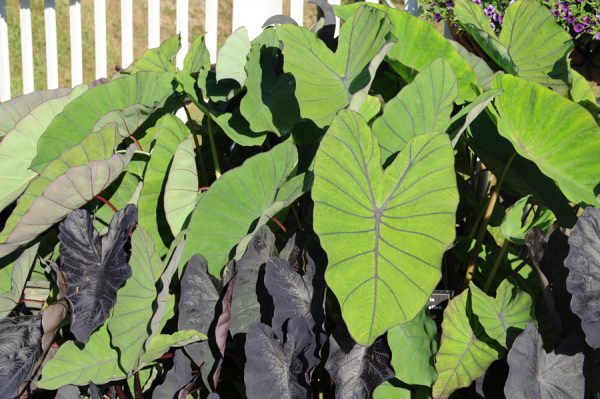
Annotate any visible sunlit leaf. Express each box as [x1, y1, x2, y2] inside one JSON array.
[[0, 243, 40, 319], [216, 27, 251, 87]]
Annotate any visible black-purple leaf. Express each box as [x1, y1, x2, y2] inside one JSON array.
[[244, 317, 316, 399], [58, 204, 137, 343], [0, 314, 42, 399], [504, 323, 584, 399], [54, 385, 80, 398], [152, 350, 194, 399], [325, 326, 394, 399], [563, 207, 600, 348]]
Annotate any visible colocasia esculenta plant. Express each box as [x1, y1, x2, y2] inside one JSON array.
[[0, 1, 599, 398]]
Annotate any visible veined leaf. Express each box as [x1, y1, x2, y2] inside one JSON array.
[[313, 110, 458, 345], [0, 126, 135, 258], [570, 68, 596, 104], [450, 40, 495, 90], [0, 86, 87, 213], [387, 309, 437, 386], [372, 58, 458, 159], [164, 137, 199, 236], [138, 115, 190, 255], [358, 95, 381, 123], [0, 88, 73, 136], [493, 74, 600, 206], [183, 141, 300, 276], [216, 27, 251, 87], [183, 35, 211, 76], [58, 205, 137, 343], [500, 196, 554, 245], [455, 0, 572, 93], [373, 382, 411, 399], [505, 324, 585, 398], [325, 326, 394, 399], [277, 6, 392, 127], [470, 280, 533, 348], [335, 4, 478, 102], [108, 226, 164, 371], [432, 291, 500, 398], [138, 330, 206, 365], [0, 243, 40, 319], [31, 72, 175, 172], [564, 207, 600, 348], [124, 35, 180, 74]]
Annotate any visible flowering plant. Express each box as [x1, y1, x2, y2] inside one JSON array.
[[421, 0, 600, 41]]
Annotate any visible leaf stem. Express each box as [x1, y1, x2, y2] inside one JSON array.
[[464, 152, 516, 287], [94, 195, 118, 213], [271, 216, 287, 233], [129, 134, 143, 151], [114, 385, 128, 399], [134, 371, 143, 399], [483, 240, 509, 293], [206, 117, 221, 179]]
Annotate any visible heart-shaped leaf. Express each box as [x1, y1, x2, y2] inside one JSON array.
[[58, 205, 137, 343], [0, 243, 40, 319], [325, 326, 394, 399], [216, 27, 251, 87], [504, 323, 585, 398], [277, 6, 392, 127], [123, 34, 180, 74], [564, 207, 600, 348], [492, 74, 600, 206], [372, 58, 458, 159], [470, 280, 533, 348], [313, 110, 458, 345], [183, 141, 300, 275], [433, 290, 500, 399]]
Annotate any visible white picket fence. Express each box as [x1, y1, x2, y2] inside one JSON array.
[[0, 0, 418, 103]]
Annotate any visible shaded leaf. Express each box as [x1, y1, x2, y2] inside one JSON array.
[[0, 243, 40, 319], [372, 58, 458, 159], [325, 326, 394, 399], [216, 27, 251, 87], [387, 309, 437, 386], [58, 205, 137, 343], [212, 111, 267, 147], [493, 74, 600, 206], [245, 317, 316, 399], [433, 290, 500, 399], [0, 315, 42, 399], [471, 280, 533, 348], [0, 86, 87, 213], [152, 350, 194, 399], [183, 141, 299, 275], [31, 72, 175, 172], [501, 196, 554, 245], [164, 137, 199, 236], [277, 6, 392, 127], [564, 207, 600, 348], [505, 323, 585, 398], [313, 110, 458, 345], [450, 40, 495, 90]]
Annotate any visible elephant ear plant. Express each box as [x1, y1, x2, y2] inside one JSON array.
[[0, 1, 599, 398]]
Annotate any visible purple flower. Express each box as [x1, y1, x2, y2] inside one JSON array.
[[574, 23, 585, 32], [434, 12, 442, 22], [567, 16, 576, 23], [583, 16, 591, 25], [552, 9, 559, 16], [472, 0, 481, 4], [596, 32, 600, 40], [490, 21, 496, 30], [445, 1, 454, 7], [560, 2, 569, 10], [484, 5, 495, 17]]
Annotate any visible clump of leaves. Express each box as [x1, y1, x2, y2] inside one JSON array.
[[0, 1, 598, 398]]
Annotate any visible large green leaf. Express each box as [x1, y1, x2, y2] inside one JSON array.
[[372, 58, 458, 160], [164, 137, 199, 236], [450, 40, 495, 90], [432, 291, 500, 398], [108, 227, 164, 372], [124, 35, 180, 74], [216, 27, 251, 87], [138, 115, 190, 255], [0, 126, 134, 257], [0, 88, 73, 137], [470, 280, 533, 348], [373, 382, 411, 399], [277, 6, 392, 127], [183, 141, 300, 276], [387, 309, 437, 386], [240, 36, 300, 136], [493, 74, 600, 206], [0, 243, 40, 319], [570, 68, 597, 104], [138, 329, 206, 365], [335, 4, 478, 102], [31, 72, 175, 172], [454, 0, 573, 94], [313, 110, 458, 345], [0, 86, 87, 213]]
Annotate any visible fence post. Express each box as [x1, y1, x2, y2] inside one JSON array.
[[121, 0, 133, 68], [0, 0, 9, 101], [148, 0, 160, 48], [232, 0, 282, 39], [44, 0, 59, 89], [205, 0, 218, 63], [94, 0, 107, 79], [69, 0, 83, 86], [20, 0, 34, 94]]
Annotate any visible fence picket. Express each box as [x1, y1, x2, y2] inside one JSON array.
[[94, 0, 107, 79], [290, 0, 303, 25], [148, 0, 160, 48], [69, 0, 83, 86], [0, 0, 10, 101], [232, 0, 282, 39], [44, 0, 59, 89], [121, 0, 133, 68], [205, 0, 218, 63], [19, 0, 34, 94]]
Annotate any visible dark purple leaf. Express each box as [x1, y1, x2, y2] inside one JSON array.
[[54, 385, 81, 398], [564, 207, 600, 348], [152, 350, 194, 399], [244, 317, 316, 399], [58, 204, 137, 343], [87, 383, 102, 399], [325, 326, 394, 399], [262, 15, 298, 28], [505, 323, 584, 399], [0, 314, 42, 399]]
